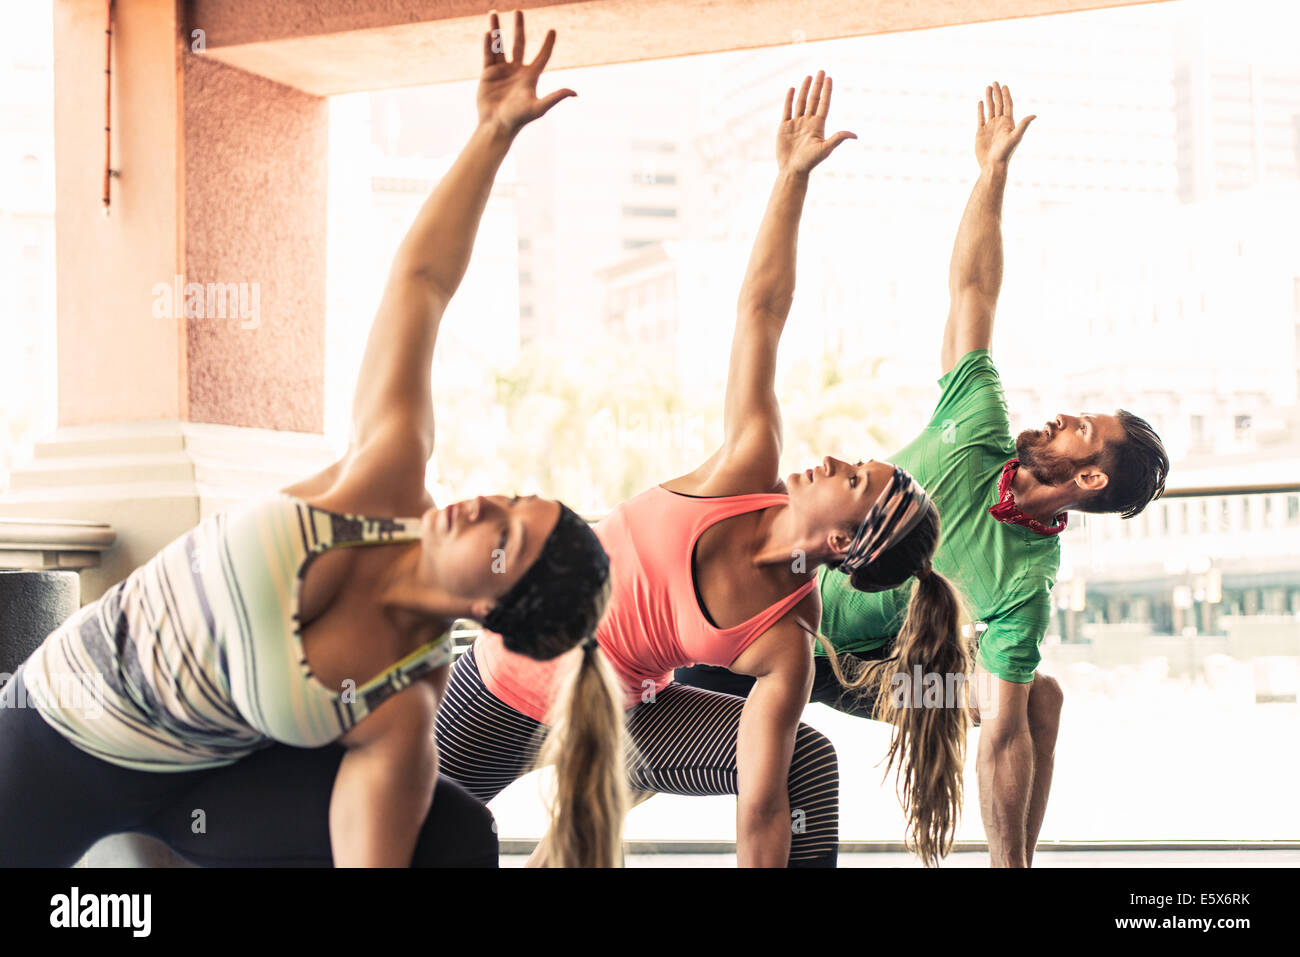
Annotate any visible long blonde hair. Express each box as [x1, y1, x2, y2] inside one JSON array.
[[532, 637, 630, 867]]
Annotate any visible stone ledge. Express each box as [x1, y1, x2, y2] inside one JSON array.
[[1, 420, 337, 603], [0, 518, 115, 571]]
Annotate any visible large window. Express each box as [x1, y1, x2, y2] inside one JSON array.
[[326, 0, 1298, 844]]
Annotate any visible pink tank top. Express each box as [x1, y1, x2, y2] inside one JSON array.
[[474, 486, 818, 721]]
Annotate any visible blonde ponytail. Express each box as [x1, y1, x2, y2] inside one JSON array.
[[532, 640, 629, 867]]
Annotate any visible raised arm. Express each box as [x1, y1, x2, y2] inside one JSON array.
[[696, 74, 853, 493], [345, 12, 575, 496], [940, 82, 1035, 376]]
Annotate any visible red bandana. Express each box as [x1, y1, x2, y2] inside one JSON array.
[[988, 459, 1068, 536]]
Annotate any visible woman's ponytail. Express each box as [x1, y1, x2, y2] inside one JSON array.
[[822, 505, 973, 866], [533, 638, 629, 867], [869, 568, 970, 866]]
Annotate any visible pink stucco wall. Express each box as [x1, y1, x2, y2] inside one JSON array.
[[55, 0, 183, 425], [53, 0, 327, 432], [182, 55, 327, 432]]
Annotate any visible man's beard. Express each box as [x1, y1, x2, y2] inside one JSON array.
[[1015, 429, 1089, 487]]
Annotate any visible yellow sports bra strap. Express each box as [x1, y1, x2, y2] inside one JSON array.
[[355, 632, 452, 695]]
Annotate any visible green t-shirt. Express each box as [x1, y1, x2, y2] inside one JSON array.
[[816, 349, 1060, 683]]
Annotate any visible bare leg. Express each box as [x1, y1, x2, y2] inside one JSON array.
[[973, 665, 1034, 868], [1023, 673, 1063, 866]]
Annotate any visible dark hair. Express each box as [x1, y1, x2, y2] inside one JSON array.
[[1076, 409, 1169, 520], [482, 502, 611, 661], [479, 501, 627, 867], [822, 503, 973, 866], [844, 502, 938, 593]]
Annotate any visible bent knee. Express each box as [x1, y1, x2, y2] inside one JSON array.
[[791, 724, 839, 776], [1031, 673, 1064, 711], [412, 777, 498, 867], [1027, 674, 1063, 731]]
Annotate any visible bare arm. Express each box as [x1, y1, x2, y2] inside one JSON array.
[[941, 83, 1035, 376], [733, 621, 815, 867], [725, 169, 808, 465], [342, 12, 575, 500], [691, 74, 853, 495], [330, 678, 442, 867]]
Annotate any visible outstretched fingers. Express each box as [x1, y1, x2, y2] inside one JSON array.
[[782, 87, 795, 123], [806, 70, 826, 117], [794, 75, 812, 118], [511, 10, 526, 64], [536, 86, 578, 117], [487, 12, 505, 65], [1002, 83, 1015, 122], [530, 27, 558, 72], [816, 74, 833, 117], [822, 130, 857, 156]]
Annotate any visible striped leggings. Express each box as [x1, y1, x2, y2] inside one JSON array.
[[435, 644, 839, 866]]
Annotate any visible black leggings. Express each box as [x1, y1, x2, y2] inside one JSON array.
[[436, 644, 840, 867], [675, 645, 893, 718], [0, 666, 497, 867]]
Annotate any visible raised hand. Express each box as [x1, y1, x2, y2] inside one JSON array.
[[477, 11, 576, 137], [777, 72, 857, 175], [975, 82, 1035, 169]]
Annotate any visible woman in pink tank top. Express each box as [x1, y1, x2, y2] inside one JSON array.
[[441, 71, 970, 867]]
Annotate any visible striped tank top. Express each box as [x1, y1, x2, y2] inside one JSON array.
[[20, 494, 451, 772]]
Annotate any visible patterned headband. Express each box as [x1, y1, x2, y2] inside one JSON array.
[[838, 465, 933, 575]]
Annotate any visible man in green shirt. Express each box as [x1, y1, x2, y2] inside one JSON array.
[[679, 82, 1169, 866]]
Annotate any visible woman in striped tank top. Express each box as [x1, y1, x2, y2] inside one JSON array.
[[0, 13, 626, 869]]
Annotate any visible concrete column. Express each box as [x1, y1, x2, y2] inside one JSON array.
[[181, 53, 327, 430], [54, 0, 327, 431], [54, 0, 183, 426], [8, 3, 335, 867], [10, 4, 338, 602]]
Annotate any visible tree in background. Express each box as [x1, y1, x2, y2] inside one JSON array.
[[430, 337, 919, 514]]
